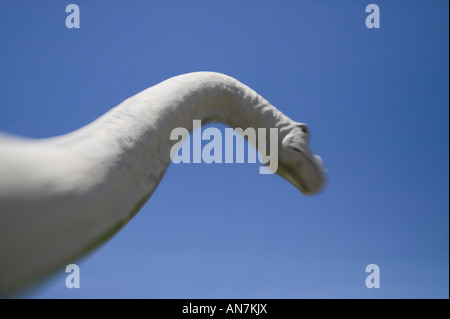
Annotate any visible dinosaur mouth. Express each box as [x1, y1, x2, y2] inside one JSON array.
[[290, 146, 321, 166], [290, 147, 315, 166], [290, 146, 304, 154], [286, 146, 326, 195]]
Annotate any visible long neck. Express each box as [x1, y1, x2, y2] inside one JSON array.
[[0, 72, 292, 295], [60, 72, 291, 205]]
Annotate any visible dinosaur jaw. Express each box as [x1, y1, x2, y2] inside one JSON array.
[[277, 147, 326, 195]]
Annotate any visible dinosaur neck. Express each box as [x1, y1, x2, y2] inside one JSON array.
[[64, 72, 290, 213], [0, 72, 292, 294]]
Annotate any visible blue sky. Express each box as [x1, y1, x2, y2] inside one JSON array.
[[0, 1, 448, 298]]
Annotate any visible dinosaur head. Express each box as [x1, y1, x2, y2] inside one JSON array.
[[277, 122, 326, 195]]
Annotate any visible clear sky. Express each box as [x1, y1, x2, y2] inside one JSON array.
[[0, 1, 448, 299]]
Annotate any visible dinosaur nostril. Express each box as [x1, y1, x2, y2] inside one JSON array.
[[297, 123, 308, 134]]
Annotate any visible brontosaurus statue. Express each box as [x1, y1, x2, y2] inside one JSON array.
[[0, 72, 326, 295]]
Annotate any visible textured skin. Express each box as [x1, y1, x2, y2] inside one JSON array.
[[0, 72, 326, 295]]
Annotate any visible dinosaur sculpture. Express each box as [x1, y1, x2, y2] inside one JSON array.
[[0, 72, 326, 295]]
